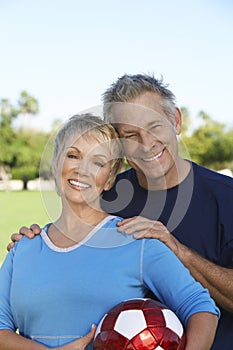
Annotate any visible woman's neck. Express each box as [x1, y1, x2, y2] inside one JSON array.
[[48, 203, 109, 248]]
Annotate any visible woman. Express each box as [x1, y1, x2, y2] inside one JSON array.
[[0, 114, 219, 349]]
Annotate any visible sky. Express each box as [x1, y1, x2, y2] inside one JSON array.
[[0, 0, 233, 131]]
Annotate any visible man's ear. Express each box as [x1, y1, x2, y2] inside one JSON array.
[[174, 108, 182, 135]]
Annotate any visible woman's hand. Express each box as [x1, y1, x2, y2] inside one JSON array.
[[0, 325, 97, 350], [117, 216, 183, 258], [7, 224, 42, 251]]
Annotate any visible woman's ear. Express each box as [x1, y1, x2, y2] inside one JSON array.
[[174, 108, 182, 135], [103, 179, 112, 192]]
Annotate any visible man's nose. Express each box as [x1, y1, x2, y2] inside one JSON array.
[[140, 130, 157, 150]]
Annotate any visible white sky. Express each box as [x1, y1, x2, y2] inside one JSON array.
[[0, 0, 233, 131]]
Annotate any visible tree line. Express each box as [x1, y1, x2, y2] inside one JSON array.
[[0, 92, 233, 190]]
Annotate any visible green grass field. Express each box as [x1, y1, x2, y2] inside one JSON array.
[[0, 191, 61, 265]]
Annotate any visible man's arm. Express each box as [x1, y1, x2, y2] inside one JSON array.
[[7, 224, 41, 251], [185, 312, 218, 350], [117, 217, 233, 312]]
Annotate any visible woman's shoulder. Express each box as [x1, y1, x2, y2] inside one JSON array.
[[87, 215, 136, 249]]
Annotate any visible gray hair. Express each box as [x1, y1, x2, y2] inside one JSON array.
[[102, 73, 177, 123], [51, 113, 123, 189]]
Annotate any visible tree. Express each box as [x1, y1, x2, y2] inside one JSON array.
[[0, 91, 42, 189], [181, 111, 233, 170], [10, 130, 50, 190], [0, 98, 18, 128], [18, 90, 39, 129]]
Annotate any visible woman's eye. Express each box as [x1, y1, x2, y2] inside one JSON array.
[[67, 154, 78, 159]]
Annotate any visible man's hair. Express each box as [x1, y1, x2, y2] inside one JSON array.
[[51, 113, 123, 190], [102, 73, 177, 122]]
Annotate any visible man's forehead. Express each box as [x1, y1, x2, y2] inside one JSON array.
[[110, 102, 164, 127]]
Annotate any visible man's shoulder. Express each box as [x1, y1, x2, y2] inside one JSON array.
[[193, 162, 233, 190]]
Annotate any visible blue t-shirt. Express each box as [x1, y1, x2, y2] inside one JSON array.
[[0, 216, 218, 349], [102, 161, 233, 350]]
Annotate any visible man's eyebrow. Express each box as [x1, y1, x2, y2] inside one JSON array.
[[119, 120, 161, 132], [147, 120, 162, 127]]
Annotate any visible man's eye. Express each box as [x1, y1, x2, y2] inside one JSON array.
[[125, 134, 137, 139], [151, 124, 162, 130], [95, 161, 104, 167]]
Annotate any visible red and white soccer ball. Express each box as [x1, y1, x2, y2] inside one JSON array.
[[94, 298, 186, 350]]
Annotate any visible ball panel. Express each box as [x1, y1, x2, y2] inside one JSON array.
[[160, 327, 183, 350], [162, 309, 184, 338], [131, 328, 159, 350], [177, 334, 186, 350], [115, 309, 147, 339], [149, 326, 166, 345], [143, 308, 166, 328], [121, 298, 147, 310], [94, 330, 129, 350], [101, 312, 120, 331]]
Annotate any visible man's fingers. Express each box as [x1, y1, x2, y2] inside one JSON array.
[[10, 233, 23, 242], [118, 221, 154, 234], [117, 217, 137, 226], [7, 242, 15, 252], [19, 226, 35, 238], [30, 224, 42, 234]]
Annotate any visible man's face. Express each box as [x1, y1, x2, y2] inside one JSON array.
[[109, 91, 181, 188]]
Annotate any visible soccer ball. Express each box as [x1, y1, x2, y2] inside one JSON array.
[[94, 298, 186, 350]]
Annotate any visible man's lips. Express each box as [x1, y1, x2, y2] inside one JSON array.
[[68, 179, 91, 189], [141, 149, 164, 162]]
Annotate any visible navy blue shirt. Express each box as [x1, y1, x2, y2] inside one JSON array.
[[102, 162, 233, 350]]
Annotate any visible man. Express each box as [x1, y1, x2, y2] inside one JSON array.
[[10, 74, 233, 349]]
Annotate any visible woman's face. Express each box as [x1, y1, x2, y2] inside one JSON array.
[[55, 133, 112, 208]]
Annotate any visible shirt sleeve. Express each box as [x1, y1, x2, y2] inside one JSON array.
[[0, 249, 17, 331], [142, 238, 220, 326]]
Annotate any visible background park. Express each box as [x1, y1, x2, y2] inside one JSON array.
[[1, 89, 233, 264], [0, 0, 233, 265]]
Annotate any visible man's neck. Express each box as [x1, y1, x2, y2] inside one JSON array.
[[136, 158, 191, 191]]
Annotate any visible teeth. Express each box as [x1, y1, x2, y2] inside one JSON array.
[[143, 150, 163, 162], [69, 180, 90, 188]]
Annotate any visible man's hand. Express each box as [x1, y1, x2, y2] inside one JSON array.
[[117, 216, 184, 258], [7, 224, 42, 251]]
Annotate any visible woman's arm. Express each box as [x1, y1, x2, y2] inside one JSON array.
[[185, 312, 218, 350], [0, 330, 47, 350], [0, 326, 96, 350], [118, 216, 233, 311]]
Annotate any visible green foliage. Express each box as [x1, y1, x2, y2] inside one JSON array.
[[0, 91, 51, 188], [18, 90, 39, 115], [0, 98, 19, 128], [180, 110, 233, 170]]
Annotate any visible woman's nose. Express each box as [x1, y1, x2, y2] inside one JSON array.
[[74, 159, 89, 174]]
